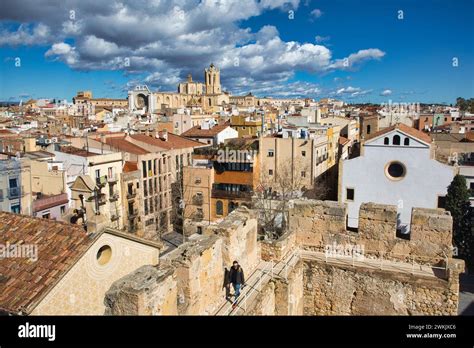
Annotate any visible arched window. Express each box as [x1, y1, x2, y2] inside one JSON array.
[[384, 137, 389, 145], [393, 135, 401, 145], [216, 200, 223, 216], [228, 201, 238, 214], [404, 138, 410, 146], [367, 125, 371, 134]]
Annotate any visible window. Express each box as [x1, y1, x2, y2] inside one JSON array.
[[346, 188, 355, 201], [384, 137, 389, 145], [95, 169, 100, 179], [437, 196, 446, 209], [11, 204, 20, 213], [302, 151, 306, 157], [215, 200, 224, 215], [404, 138, 410, 146], [42, 213, 50, 219], [386, 161, 406, 180], [301, 171, 306, 178], [269, 169, 273, 176], [108, 167, 113, 179], [142, 161, 147, 178], [96, 245, 112, 266], [268, 150, 274, 157], [393, 135, 401, 145], [366, 125, 371, 134], [60, 206, 66, 214]]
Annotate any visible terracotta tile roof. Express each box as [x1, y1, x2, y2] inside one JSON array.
[[339, 136, 349, 145], [58, 146, 97, 157], [181, 122, 231, 138], [105, 137, 149, 155], [130, 133, 204, 150], [123, 161, 138, 172], [0, 212, 97, 314], [365, 123, 432, 144]]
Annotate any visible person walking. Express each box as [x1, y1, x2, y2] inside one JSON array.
[[229, 260, 245, 309], [223, 267, 231, 301]]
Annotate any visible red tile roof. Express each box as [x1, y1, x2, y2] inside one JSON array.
[[130, 133, 204, 150], [58, 146, 97, 157], [181, 122, 231, 138], [365, 123, 432, 144], [105, 137, 149, 155], [0, 212, 96, 314], [123, 161, 138, 172]]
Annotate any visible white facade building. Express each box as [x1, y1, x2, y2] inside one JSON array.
[[340, 124, 454, 233]]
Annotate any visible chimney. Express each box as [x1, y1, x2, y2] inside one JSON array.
[[160, 129, 168, 141]]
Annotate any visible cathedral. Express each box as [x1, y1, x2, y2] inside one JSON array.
[[128, 64, 230, 114]]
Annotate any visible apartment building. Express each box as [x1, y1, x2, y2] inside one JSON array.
[[0, 158, 32, 215], [55, 148, 124, 232]]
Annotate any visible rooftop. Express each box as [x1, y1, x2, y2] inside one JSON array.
[[0, 212, 96, 315], [365, 123, 432, 144]]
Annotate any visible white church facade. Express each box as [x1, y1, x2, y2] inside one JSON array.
[[339, 124, 454, 234]]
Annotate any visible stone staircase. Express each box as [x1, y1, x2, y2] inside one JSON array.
[[214, 251, 300, 315]]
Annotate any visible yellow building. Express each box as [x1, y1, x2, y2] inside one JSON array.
[[230, 114, 262, 137]]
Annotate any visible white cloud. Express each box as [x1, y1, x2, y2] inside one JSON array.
[[0, 0, 385, 95], [310, 9, 323, 18], [315, 35, 330, 43], [380, 89, 392, 96]]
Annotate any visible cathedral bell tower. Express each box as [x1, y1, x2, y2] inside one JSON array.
[[204, 63, 221, 94]]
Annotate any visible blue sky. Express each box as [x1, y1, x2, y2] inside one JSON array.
[[0, 0, 473, 104]]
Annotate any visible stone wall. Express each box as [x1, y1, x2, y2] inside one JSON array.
[[104, 207, 259, 315], [289, 199, 454, 261], [261, 229, 296, 262], [247, 282, 276, 315], [274, 262, 304, 315], [104, 265, 177, 315], [205, 206, 259, 273], [303, 258, 464, 315]]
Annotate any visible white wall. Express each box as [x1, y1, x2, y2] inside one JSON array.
[[342, 130, 454, 230]]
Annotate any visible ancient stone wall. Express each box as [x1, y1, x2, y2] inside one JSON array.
[[205, 206, 259, 273], [261, 229, 297, 262], [303, 258, 464, 315], [104, 207, 259, 315], [104, 265, 177, 315], [289, 199, 454, 261]]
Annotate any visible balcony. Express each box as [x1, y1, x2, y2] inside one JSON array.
[[109, 192, 119, 202], [8, 187, 23, 199], [192, 194, 204, 205], [127, 190, 137, 200], [96, 176, 107, 188], [33, 193, 68, 213], [192, 211, 204, 221], [107, 173, 118, 185], [98, 193, 107, 206], [211, 189, 252, 200], [111, 214, 120, 222], [128, 209, 138, 220]]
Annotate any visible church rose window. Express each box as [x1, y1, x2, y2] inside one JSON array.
[[385, 161, 406, 180]]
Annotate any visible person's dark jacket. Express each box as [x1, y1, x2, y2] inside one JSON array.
[[223, 268, 231, 288], [229, 266, 245, 285]]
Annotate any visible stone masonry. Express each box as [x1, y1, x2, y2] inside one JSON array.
[[104, 200, 465, 316]]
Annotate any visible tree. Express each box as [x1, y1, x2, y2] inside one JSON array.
[[254, 158, 309, 239], [445, 175, 473, 271]]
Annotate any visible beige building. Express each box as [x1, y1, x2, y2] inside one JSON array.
[[260, 135, 329, 193], [128, 64, 230, 114], [0, 211, 160, 315]]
